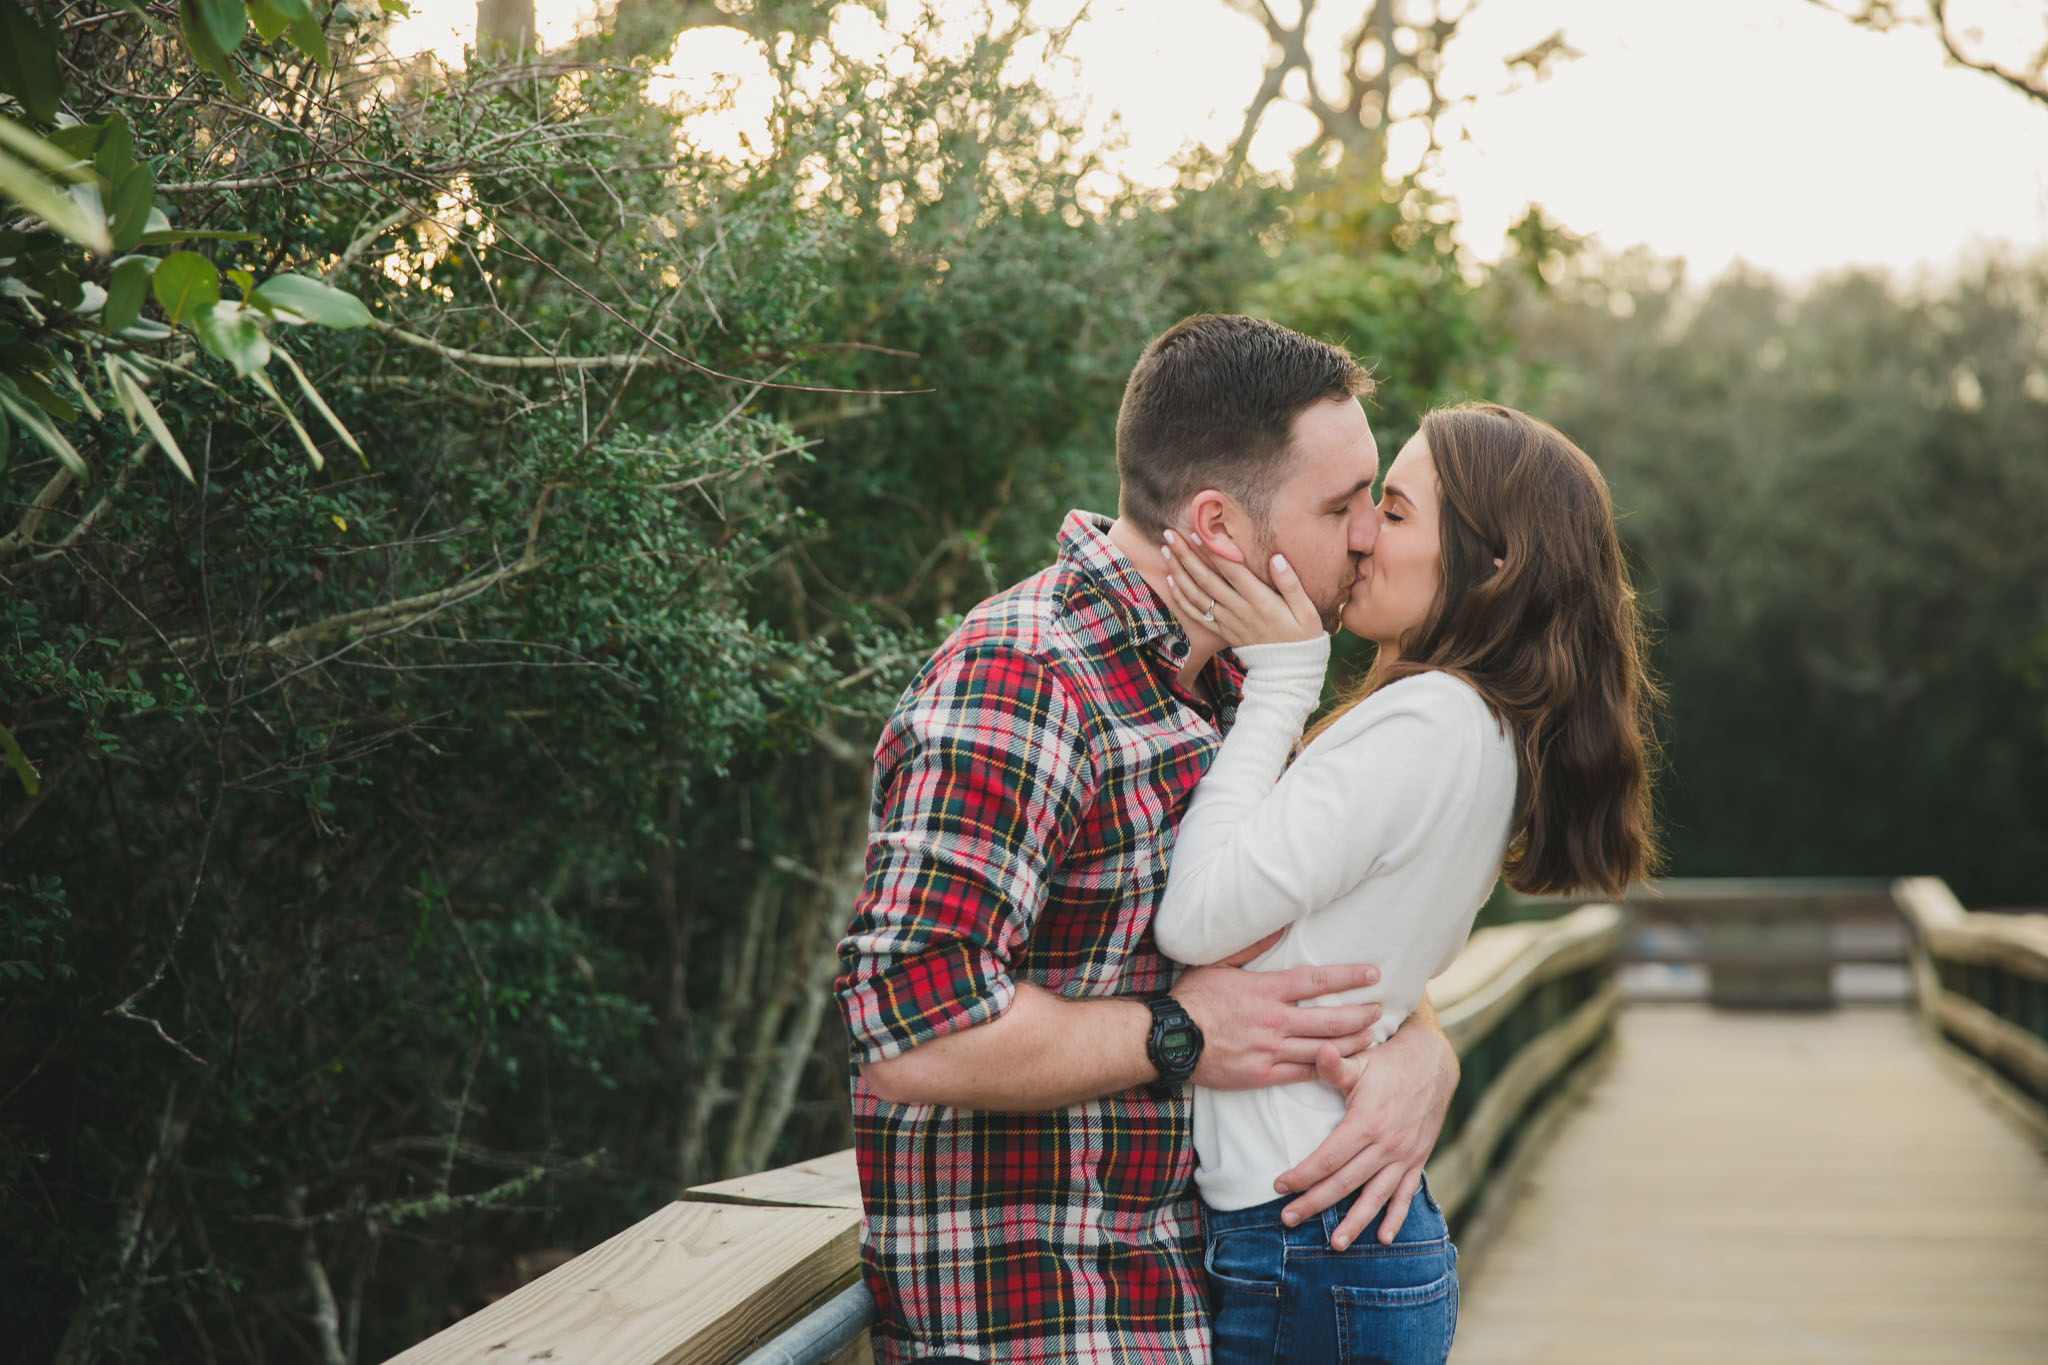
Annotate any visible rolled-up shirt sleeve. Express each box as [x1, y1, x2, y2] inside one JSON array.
[[835, 644, 1095, 1065]]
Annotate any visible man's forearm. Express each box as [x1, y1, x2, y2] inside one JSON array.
[[859, 984, 1155, 1111]]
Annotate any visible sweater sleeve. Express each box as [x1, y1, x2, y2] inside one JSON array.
[[1153, 668, 1479, 965]]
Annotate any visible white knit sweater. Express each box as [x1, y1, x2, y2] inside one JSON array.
[[1154, 634, 1518, 1211]]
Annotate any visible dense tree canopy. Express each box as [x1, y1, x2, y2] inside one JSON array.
[[1496, 245, 2048, 905]]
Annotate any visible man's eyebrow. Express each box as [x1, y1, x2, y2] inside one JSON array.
[[1325, 477, 1375, 506]]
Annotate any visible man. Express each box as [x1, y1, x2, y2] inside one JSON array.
[[835, 314, 1461, 1363]]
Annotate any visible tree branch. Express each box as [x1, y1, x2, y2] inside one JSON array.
[[186, 557, 543, 657], [0, 467, 78, 561], [284, 1188, 348, 1365], [368, 322, 674, 371], [1931, 0, 2048, 107]]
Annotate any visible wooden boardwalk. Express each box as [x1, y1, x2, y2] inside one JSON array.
[[1453, 1005, 2048, 1364]]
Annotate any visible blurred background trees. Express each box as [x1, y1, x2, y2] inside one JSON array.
[[0, 0, 2042, 1360]]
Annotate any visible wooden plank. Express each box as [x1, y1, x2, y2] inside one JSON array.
[[685, 1148, 862, 1211], [1452, 1007, 2048, 1364], [381, 1200, 859, 1365]]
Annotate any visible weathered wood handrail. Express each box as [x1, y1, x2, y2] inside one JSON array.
[[382, 906, 1630, 1364], [1421, 902, 1624, 1223], [380, 1154, 865, 1365], [1505, 876, 1921, 1006], [1893, 876, 2048, 1143]]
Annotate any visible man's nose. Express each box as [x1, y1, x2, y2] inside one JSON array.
[[1351, 506, 1381, 555]]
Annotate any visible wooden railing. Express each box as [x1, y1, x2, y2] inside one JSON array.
[[379, 902, 1629, 1364], [1894, 876, 2048, 1145], [382, 1153, 867, 1365], [1539, 876, 1913, 1007], [1421, 902, 1624, 1231]]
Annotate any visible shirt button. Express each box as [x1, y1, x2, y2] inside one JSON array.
[[1168, 640, 1186, 657]]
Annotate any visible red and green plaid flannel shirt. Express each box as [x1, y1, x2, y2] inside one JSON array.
[[835, 511, 1246, 1363]]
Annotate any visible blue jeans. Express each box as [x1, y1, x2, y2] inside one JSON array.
[[1202, 1177, 1459, 1365]]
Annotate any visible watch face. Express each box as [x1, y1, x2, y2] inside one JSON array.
[[1159, 1025, 1198, 1067]]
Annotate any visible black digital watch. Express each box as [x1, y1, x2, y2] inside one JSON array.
[[1143, 995, 1204, 1098]]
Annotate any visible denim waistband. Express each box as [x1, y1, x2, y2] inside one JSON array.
[[1201, 1174, 1435, 1245]]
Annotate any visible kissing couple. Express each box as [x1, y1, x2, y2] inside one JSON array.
[[836, 313, 1656, 1364]]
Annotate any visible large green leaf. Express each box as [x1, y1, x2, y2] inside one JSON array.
[[41, 124, 100, 160], [193, 300, 271, 375], [195, 0, 245, 54], [109, 163, 155, 253], [107, 358, 193, 482], [0, 122, 109, 254], [93, 113, 135, 183], [0, 720, 37, 796], [247, 0, 292, 42], [152, 250, 221, 325], [0, 118, 92, 179], [250, 368, 324, 468], [11, 370, 77, 422], [0, 0, 60, 124], [286, 12, 330, 64], [0, 149, 109, 254], [0, 383, 86, 478], [274, 343, 363, 459], [178, 0, 244, 93], [101, 256, 155, 335], [255, 272, 373, 328]]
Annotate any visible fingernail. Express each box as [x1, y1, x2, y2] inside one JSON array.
[[1161, 544, 1173, 560], [1332, 1236, 1349, 1251], [1281, 1210, 1298, 1226], [1163, 529, 1176, 543], [1272, 554, 1290, 573]]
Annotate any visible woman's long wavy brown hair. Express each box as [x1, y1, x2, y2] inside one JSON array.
[[1307, 402, 1661, 897]]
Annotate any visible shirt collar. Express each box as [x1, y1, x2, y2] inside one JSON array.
[[1055, 510, 1182, 652]]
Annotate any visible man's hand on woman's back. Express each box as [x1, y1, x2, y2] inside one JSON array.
[[1176, 960, 1383, 1090], [1270, 998, 1459, 1250]]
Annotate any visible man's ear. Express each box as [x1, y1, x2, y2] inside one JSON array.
[[1186, 489, 1251, 565]]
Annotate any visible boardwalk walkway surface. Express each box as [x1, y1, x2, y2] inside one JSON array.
[[1452, 1005, 2048, 1364]]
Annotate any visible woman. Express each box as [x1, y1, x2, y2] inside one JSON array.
[[1152, 402, 1658, 1365]]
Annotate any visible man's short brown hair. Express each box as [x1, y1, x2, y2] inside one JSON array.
[[1115, 314, 1375, 536]]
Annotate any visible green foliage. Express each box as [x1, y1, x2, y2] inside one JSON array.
[[0, 7, 1282, 1362], [1249, 174, 1505, 460], [1499, 250, 2048, 903], [0, 0, 373, 493]]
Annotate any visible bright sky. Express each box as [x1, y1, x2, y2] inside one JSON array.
[[381, 0, 2048, 281]]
